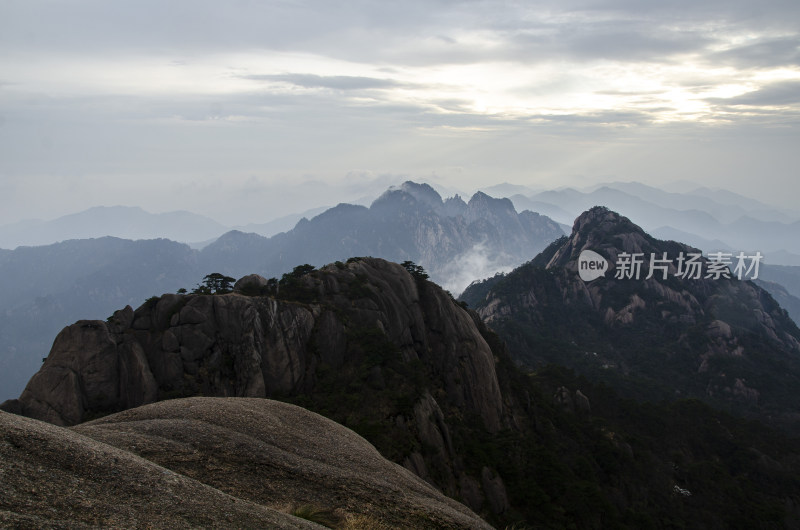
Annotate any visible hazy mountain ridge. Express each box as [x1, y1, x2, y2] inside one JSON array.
[[755, 279, 800, 328], [511, 183, 800, 261], [0, 205, 341, 251], [3, 180, 795, 261], [3, 180, 799, 406], [0, 238, 200, 403], [760, 264, 800, 300], [196, 181, 564, 294], [0, 206, 229, 249], [462, 206, 800, 433]]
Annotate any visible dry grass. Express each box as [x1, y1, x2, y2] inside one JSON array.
[[278, 504, 395, 529], [340, 512, 397, 530], [289, 504, 343, 528]]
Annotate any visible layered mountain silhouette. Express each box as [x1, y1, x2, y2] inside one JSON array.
[[0, 182, 563, 401], [0, 206, 230, 249], [462, 206, 800, 433], [0, 238, 200, 402], [6, 255, 800, 527], [755, 279, 800, 328], [510, 183, 800, 262], [201, 181, 563, 292]]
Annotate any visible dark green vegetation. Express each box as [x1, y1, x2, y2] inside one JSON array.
[[462, 208, 800, 436], [244, 261, 800, 528], [192, 272, 237, 294], [483, 363, 800, 528]]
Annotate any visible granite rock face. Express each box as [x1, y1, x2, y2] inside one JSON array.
[[3, 257, 509, 516], [1, 397, 491, 529], [6, 258, 503, 430], [233, 273, 269, 293]]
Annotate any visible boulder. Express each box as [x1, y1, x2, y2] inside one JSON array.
[[234, 273, 269, 293]]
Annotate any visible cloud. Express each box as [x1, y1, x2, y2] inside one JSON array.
[[1, 0, 799, 224], [710, 80, 800, 107], [438, 243, 517, 295], [709, 37, 800, 69], [242, 74, 408, 91], [506, 21, 711, 64]]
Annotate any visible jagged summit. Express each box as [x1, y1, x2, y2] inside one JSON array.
[[442, 194, 467, 217], [371, 181, 444, 212], [397, 180, 445, 209], [545, 205, 695, 272], [464, 192, 518, 224]]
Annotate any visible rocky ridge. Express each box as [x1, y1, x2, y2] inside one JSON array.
[[206, 181, 564, 294], [462, 206, 800, 431]]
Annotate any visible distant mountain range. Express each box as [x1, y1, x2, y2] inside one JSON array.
[[0, 182, 563, 402], [200, 182, 564, 294], [0, 207, 229, 248], [6, 180, 797, 262], [507, 182, 800, 262], [0, 205, 332, 250]]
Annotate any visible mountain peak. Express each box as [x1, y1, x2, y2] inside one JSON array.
[[372, 181, 444, 212], [398, 181, 444, 208], [570, 206, 639, 235], [464, 207, 800, 432], [466, 191, 517, 219], [546, 206, 658, 271]]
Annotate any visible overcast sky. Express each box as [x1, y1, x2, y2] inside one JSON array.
[[1, 0, 798, 225]]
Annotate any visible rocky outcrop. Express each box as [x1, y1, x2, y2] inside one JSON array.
[[233, 272, 269, 293], [3, 257, 507, 517], [6, 252, 800, 527], [2, 397, 491, 529], [6, 258, 503, 428], [0, 407, 319, 529], [464, 206, 800, 432], [554, 386, 592, 414]]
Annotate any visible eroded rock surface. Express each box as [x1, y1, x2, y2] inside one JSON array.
[[2, 397, 492, 529]]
